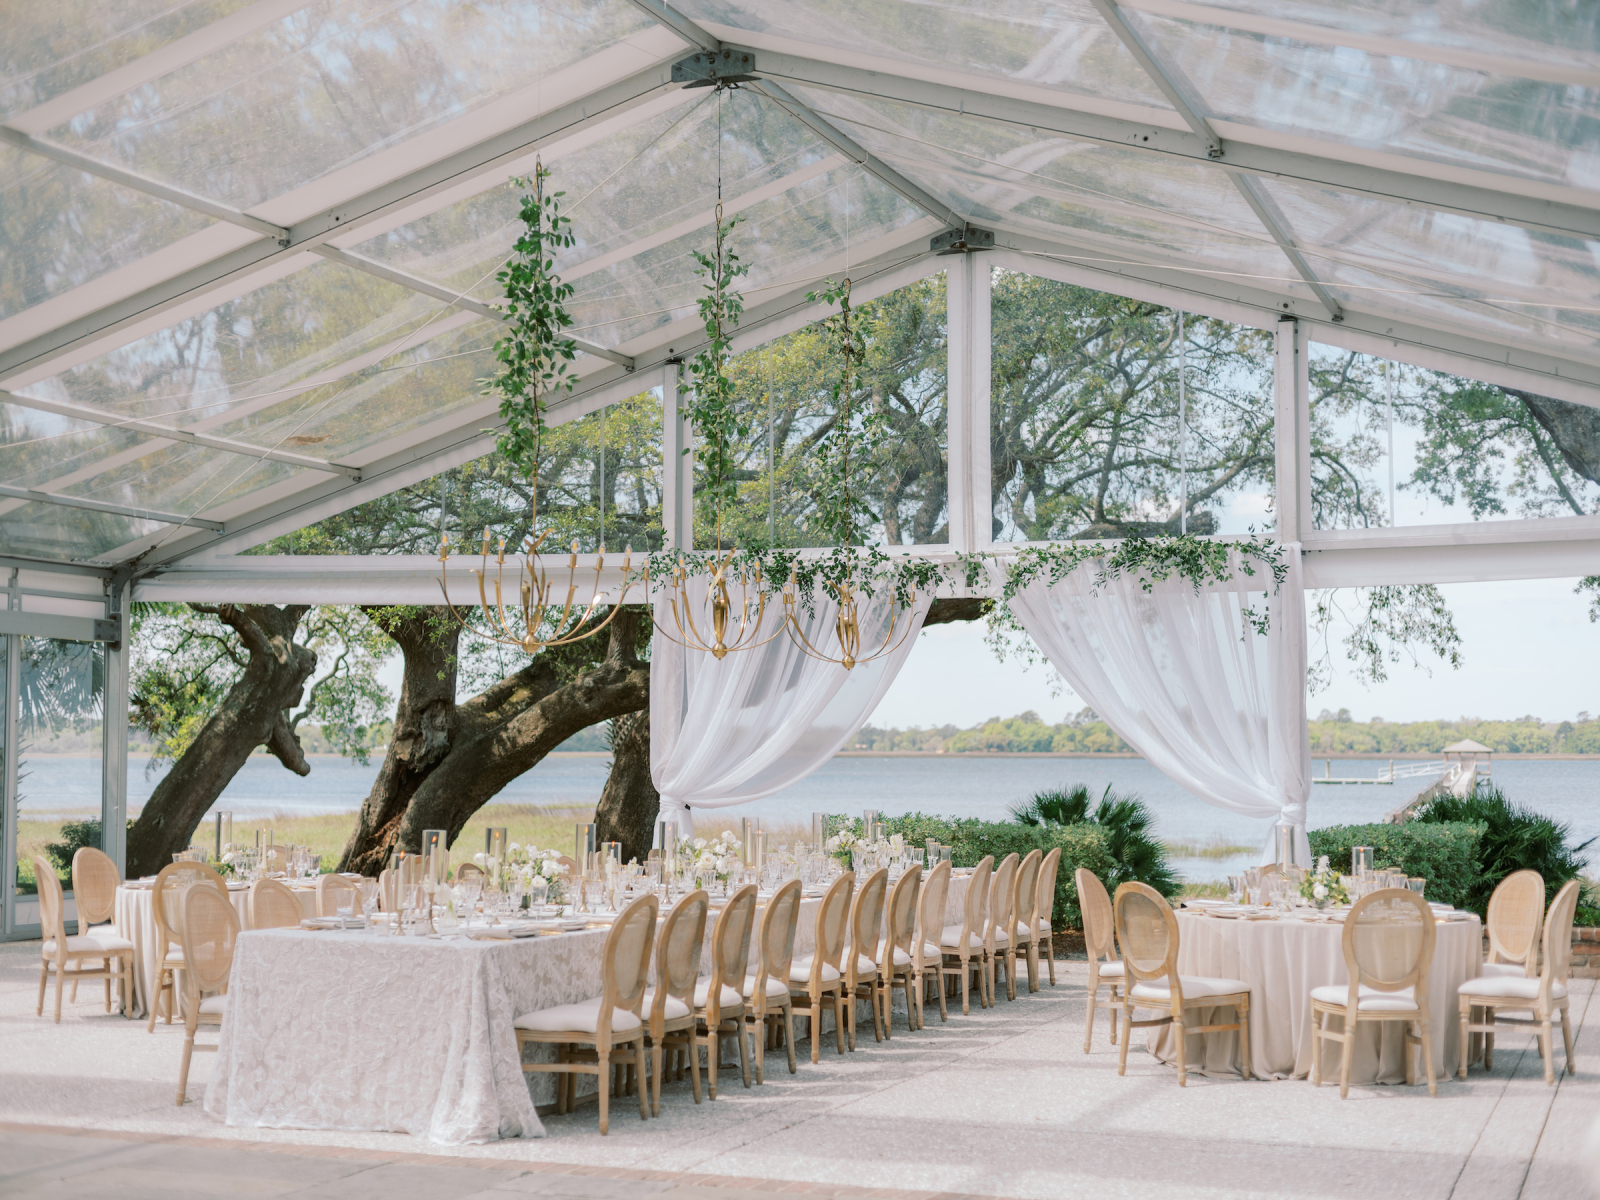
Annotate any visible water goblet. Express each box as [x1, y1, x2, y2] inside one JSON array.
[[527, 876, 548, 914], [508, 880, 527, 916]]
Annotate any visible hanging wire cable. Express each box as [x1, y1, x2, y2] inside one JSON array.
[[1178, 309, 1187, 535]]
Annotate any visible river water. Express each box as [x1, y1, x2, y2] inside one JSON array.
[[20, 753, 1598, 882]]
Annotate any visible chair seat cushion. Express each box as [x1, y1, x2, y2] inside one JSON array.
[[1013, 923, 1036, 941], [789, 955, 841, 985], [42, 934, 128, 955], [1458, 975, 1567, 1002], [1131, 975, 1250, 1003], [839, 946, 879, 977], [82, 924, 134, 951], [640, 989, 692, 1021], [693, 979, 743, 1011], [1309, 984, 1421, 1012], [940, 924, 982, 950], [1038, 918, 1052, 933], [742, 974, 791, 1001], [1092, 960, 1125, 979], [989, 928, 1010, 946], [198, 994, 227, 1016], [515, 995, 643, 1035], [1478, 962, 1533, 980]]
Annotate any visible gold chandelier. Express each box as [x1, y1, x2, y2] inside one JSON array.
[[781, 570, 915, 671], [654, 547, 785, 660]]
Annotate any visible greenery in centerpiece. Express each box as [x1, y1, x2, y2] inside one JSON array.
[[1299, 856, 1349, 907]]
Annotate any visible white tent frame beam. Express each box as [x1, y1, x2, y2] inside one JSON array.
[[0, 484, 225, 532]]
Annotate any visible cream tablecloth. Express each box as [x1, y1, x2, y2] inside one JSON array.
[[1149, 909, 1482, 1083], [206, 874, 970, 1143], [114, 882, 317, 1019]]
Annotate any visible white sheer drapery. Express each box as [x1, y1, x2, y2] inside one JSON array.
[[651, 577, 932, 836], [1007, 545, 1311, 866]]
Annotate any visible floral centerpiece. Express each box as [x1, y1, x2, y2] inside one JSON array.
[[1299, 855, 1350, 909], [825, 826, 862, 869], [686, 830, 742, 885], [477, 842, 570, 905]]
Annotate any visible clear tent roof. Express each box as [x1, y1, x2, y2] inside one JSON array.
[[1, 0, 1597, 569]]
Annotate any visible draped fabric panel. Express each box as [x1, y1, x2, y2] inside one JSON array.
[[650, 577, 932, 836], [1007, 545, 1311, 865]]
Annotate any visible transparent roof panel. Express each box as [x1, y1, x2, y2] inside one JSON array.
[[1260, 176, 1600, 360], [0, 0, 254, 121], [671, 0, 1174, 112], [0, 142, 214, 322], [16, 256, 462, 425], [0, 496, 166, 561], [786, 87, 1294, 282], [42, 0, 659, 211], [1132, 10, 1600, 193], [51, 438, 302, 519]]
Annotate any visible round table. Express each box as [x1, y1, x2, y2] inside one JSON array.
[[1148, 909, 1482, 1083], [113, 882, 318, 1019]]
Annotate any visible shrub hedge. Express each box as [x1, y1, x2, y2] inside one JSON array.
[[881, 813, 1119, 931], [1307, 821, 1483, 911]]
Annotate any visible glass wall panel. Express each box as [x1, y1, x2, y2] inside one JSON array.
[[16, 638, 103, 899], [694, 272, 949, 550], [1309, 345, 1600, 529], [990, 268, 1276, 542]]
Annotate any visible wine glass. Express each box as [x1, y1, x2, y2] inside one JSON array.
[[358, 880, 379, 925], [527, 876, 548, 914]]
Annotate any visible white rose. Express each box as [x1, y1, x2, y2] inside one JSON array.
[[509, 842, 521, 852], [1312, 883, 1328, 900], [693, 838, 708, 850], [825, 835, 840, 851]]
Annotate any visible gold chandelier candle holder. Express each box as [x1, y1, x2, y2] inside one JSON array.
[[779, 566, 917, 671], [654, 550, 785, 660]]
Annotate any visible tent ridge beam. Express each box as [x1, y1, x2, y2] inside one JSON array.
[[0, 484, 225, 531]]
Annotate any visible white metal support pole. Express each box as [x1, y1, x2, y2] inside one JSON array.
[[662, 361, 692, 551], [101, 581, 130, 881], [2, 570, 19, 938], [946, 252, 992, 553], [1273, 316, 1312, 542]]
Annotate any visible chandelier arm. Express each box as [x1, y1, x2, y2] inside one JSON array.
[[438, 576, 520, 648]]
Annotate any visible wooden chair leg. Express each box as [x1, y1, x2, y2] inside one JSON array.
[[1560, 1006, 1575, 1075], [1458, 1002, 1471, 1080], [688, 1038, 703, 1103], [650, 1044, 664, 1116], [845, 990, 857, 1051], [176, 1016, 197, 1105], [1083, 975, 1098, 1052], [870, 979, 884, 1043], [1338, 1014, 1356, 1099], [36, 963, 47, 1017], [1045, 933, 1056, 985], [1117, 1005, 1133, 1076], [706, 1028, 720, 1099], [831, 991, 846, 1055], [936, 968, 948, 1022], [1419, 1021, 1436, 1096], [53, 965, 64, 1024], [1312, 1010, 1323, 1086], [1175, 1015, 1187, 1087], [635, 1039, 649, 1121], [1109, 989, 1120, 1045], [597, 1039, 612, 1135], [1540, 1018, 1555, 1085], [960, 962, 971, 1016], [784, 1004, 797, 1074], [736, 1020, 752, 1088], [1238, 1001, 1251, 1080]]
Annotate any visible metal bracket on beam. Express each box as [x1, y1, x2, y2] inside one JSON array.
[[672, 50, 759, 88], [931, 226, 995, 255]]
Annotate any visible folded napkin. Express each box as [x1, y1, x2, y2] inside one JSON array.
[[300, 916, 368, 930]]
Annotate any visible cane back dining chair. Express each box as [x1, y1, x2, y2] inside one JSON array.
[[1036, 847, 1063, 986], [148, 861, 226, 1031], [1458, 878, 1580, 1086], [1310, 887, 1438, 1098], [175, 881, 240, 1105], [910, 859, 951, 1027], [515, 892, 657, 1134], [1076, 867, 1124, 1052], [744, 878, 802, 1080], [641, 889, 708, 1114], [688, 884, 757, 1098], [878, 864, 923, 1035], [790, 871, 853, 1062], [843, 867, 890, 1049], [1480, 869, 1545, 979], [314, 873, 361, 918], [981, 853, 1019, 1006], [1114, 881, 1251, 1087], [249, 878, 303, 929], [33, 856, 134, 1023], [1006, 849, 1043, 997], [67, 847, 131, 1010], [940, 855, 993, 1015]]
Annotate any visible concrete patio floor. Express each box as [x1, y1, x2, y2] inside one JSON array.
[[2, 940, 1596, 1200]]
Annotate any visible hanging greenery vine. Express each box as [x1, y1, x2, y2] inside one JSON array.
[[485, 162, 579, 489], [806, 276, 878, 548], [684, 206, 749, 537]]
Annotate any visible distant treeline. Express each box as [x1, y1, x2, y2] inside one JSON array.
[[847, 709, 1600, 755]]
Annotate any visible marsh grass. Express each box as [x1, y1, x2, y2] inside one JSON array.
[[1162, 835, 1257, 860]]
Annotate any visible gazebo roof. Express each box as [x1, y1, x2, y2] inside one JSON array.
[[1442, 739, 1495, 755]]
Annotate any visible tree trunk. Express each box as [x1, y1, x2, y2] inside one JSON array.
[[339, 608, 651, 870], [339, 608, 461, 876], [594, 708, 659, 863], [1515, 390, 1600, 487], [126, 605, 315, 877]]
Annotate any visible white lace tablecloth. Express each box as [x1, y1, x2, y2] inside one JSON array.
[[1149, 910, 1482, 1083], [112, 883, 312, 1019], [205, 874, 971, 1144]]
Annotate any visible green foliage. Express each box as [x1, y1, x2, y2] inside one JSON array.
[[1307, 822, 1484, 911], [1010, 782, 1179, 897], [1309, 585, 1462, 691], [686, 208, 749, 527], [1413, 785, 1594, 917], [805, 276, 879, 548], [487, 164, 580, 485], [1307, 712, 1600, 755], [43, 820, 126, 891]]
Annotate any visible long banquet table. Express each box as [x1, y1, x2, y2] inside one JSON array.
[[206, 875, 971, 1143], [1148, 908, 1482, 1083]]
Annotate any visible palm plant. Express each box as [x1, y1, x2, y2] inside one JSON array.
[[1416, 785, 1593, 917], [1012, 783, 1178, 896]]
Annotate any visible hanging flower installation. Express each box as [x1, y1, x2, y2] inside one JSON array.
[[438, 161, 634, 654]]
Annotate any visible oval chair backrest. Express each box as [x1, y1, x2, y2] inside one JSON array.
[[70, 846, 121, 925], [315, 873, 359, 917], [710, 885, 759, 1012], [180, 881, 240, 999], [1487, 868, 1545, 974], [759, 879, 804, 992], [32, 856, 66, 945], [262, 846, 289, 875], [916, 860, 952, 964], [154, 861, 226, 955], [1076, 868, 1117, 963], [1036, 847, 1062, 932], [654, 890, 709, 1029], [377, 868, 395, 912], [249, 878, 303, 930], [1112, 882, 1178, 1000], [1344, 888, 1436, 1001], [851, 868, 890, 975], [454, 862, 484, 883], [1013, 850, 1042, 937], [811, 872, 855, 984], [959, 856, 994, 953], [600, 892, 658, 1038], [886, 865, 922, 962], [1541, 879, 1582, 998], [985, 853, 1019, 955]]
